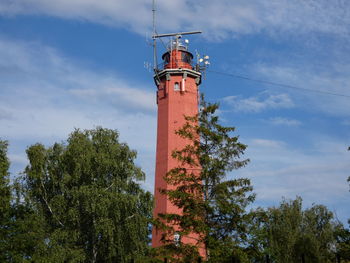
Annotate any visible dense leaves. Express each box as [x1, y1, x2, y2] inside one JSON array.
[[10, 128, 153, 262], [335, 222, 350, 261], [248, 197, 345, 263], [0, 140, 11, 261], [0, 118, 348, 262]]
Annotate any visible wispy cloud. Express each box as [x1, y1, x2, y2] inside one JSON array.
[[236, 136, 350, 221], [223, 93, 294, 113], [251, 63, 350, 117], [0, 37, 157, 189], [1, 0, 349, 40], [0, 37, 155, 133], [251, 138, 286, 149], [70, 86, 155, 112], [267, 117, 301, 127]]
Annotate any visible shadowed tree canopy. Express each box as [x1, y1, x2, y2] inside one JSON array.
[[16, 127, 153, 263], [0, 140, 11, 261], [248, 197, 343, 263]]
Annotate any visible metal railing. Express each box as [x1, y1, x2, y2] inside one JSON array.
[[156, 59, 200, 71]]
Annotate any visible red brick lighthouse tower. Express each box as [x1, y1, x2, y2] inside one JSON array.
[[151, 31, 206, 258]]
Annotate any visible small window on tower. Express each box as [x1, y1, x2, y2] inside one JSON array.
[[164, 53, 170, 64], [174, 82, 180, 91], [182, 52, 192, 64]]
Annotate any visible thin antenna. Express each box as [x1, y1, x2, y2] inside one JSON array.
[[150, 2, 202, 74], [152, 0, 158, 72]]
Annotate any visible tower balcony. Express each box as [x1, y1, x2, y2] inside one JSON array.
[[157, 59, 199, 71]]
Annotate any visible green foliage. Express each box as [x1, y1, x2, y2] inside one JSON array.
[[15, 127, 153, 262], [0, 140, 10, 215], [0, 140, 11, 261], [335, 222, 350, 261], [154, 95, 255, 261], [249, 197, 340, 263], [341, 146, 350, 261], [0, 140, 42, 261]]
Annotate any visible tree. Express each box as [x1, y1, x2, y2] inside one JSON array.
[[249, 197, 339, 263], [0, 140, 45, 262], [17, 127, 153, 262], [154, 95, 255, 262], [334, 223, 350, 262], [337, 146, 350, 261], [0, 140, 11, 261]]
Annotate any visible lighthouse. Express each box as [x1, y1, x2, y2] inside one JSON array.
[[151, 32, 206, 257]]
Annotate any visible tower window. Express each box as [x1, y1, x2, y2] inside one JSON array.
[[174, 82, 180, 91], [164, 53, 170, 64], [182, 52, 192, 64]]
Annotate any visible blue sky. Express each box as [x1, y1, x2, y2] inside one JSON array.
[[0, 0, 349, 223]]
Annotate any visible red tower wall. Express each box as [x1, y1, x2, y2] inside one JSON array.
[[152, 48, 205, 257]]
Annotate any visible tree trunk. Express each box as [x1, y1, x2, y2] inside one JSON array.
[[336, 253, 341, 263], [92, 243, 97, 263]]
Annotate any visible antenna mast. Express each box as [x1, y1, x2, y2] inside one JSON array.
[[150, 1, 206, 75], [152, 0, 158, 72]]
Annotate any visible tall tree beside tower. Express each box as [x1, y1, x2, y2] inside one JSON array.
[[154, 96, 255, 262]]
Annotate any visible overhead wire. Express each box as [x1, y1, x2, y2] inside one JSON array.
[[207, 69, 350, 99]]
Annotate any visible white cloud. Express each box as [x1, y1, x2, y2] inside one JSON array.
[[251, 63, 350, 117], [251, 139, 285, 149], [235, 136, 350, 222], [268, 117, 301, 127], [0, 37, 157, 188], [0, 0, 349, 40], [70, 86, 155, 112], [223, 93, 294, 112]]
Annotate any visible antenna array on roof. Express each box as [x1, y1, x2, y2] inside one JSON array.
[[153, 31, 202, 39], [151, 0, 208, 75]]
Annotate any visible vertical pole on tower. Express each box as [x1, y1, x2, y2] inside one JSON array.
[[152, 0, 158, 72]]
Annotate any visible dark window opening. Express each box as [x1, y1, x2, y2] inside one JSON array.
[[163, 53, 170, 64], [181, 52, 192, 64]]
